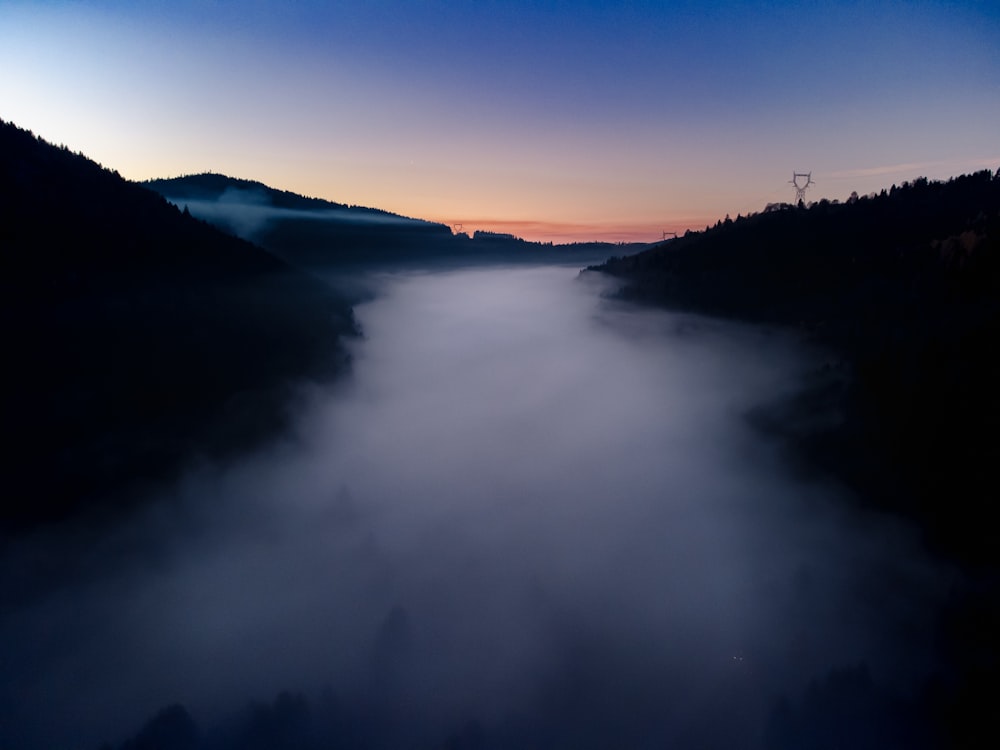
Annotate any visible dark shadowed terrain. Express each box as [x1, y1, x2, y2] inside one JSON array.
[[595, 172, 1000, 565], [594, 174, 1000, 747], [2, 267, 958, 750], [0, 119, 357, 531], [145, 173, 648, 274], [3, 117, 997, 749]]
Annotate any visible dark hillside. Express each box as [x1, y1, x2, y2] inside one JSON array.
[[146, 171, 415, 215], [0, 120, 357, 531], [595, 177, 1000, 745], [146, 174, 644, 270], [594, 171, 1000, 566], [146, 173, 457, 267]]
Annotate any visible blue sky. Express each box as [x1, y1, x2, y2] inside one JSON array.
[[2, 1, 998, 241]]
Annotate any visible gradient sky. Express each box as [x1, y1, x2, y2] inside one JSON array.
[[2, 1, 998, 242]]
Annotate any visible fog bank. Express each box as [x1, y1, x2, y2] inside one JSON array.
[[0, 266, 952, 749]]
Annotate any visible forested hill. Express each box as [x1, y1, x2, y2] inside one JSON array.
[[146, 174, 647, 269], [594, 170, 1000, 564], [595, 172, 1000, 333], [146, 172, 430, 218], [146, 173, 458, 267], [0, 119, 357, 531]]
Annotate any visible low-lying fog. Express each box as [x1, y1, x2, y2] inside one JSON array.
[[1, 265, 952, 749]]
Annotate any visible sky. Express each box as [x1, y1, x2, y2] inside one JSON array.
[[2, 0, 998, 242]]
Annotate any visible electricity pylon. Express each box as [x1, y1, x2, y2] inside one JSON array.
[[790, 172, 814, 203]]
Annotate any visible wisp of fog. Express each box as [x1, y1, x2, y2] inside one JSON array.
[[0, 265, 952, 749], [168, 187, 422, 242]]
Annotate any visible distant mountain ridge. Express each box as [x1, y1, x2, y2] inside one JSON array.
[[147, 173, 649, 270], [147, 173, 468, 268], [0, 120, 357, 531], [145, 172, 442, 221]]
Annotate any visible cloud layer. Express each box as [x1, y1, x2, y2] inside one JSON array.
[[0, 265, 952, 749]]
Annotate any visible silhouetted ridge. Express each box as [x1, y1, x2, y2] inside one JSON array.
[[146, 172, 419, 219], [146, 174, 646, 269], [0, 119, 357, 531], [592, 171, 1000, 565], [146, 173, 457, 268]]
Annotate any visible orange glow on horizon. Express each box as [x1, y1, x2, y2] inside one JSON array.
[[429, 217, 715, 245]]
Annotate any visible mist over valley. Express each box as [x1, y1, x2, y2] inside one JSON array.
[[145, 174, 647, 274], [2, 119, 998, 749], [1, 266, 953, 750]]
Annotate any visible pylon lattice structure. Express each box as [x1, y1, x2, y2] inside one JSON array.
[[790, 172, 814, 203]]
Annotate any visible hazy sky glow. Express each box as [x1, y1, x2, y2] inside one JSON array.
[[2, 0, 998, 241]]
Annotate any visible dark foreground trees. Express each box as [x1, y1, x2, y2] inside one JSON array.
[[0, 119, 357, 531]]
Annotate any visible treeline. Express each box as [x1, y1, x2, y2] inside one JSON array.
[[146, 172, 422, 218], [147, 173, 458, 268], [146, 175, 648, 270], [594, 170, 1000, 565], [102, 662, 949, 750], [0, 119, 357, 531]]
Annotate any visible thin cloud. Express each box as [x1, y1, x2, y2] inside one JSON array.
[[829, 157, 1000, 180]]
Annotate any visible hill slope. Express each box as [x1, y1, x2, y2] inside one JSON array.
[[146, 173, 647, 270], [146, 173, 460, 267], [0, 120, 357, 530], [593, 172, 1000, 564]]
